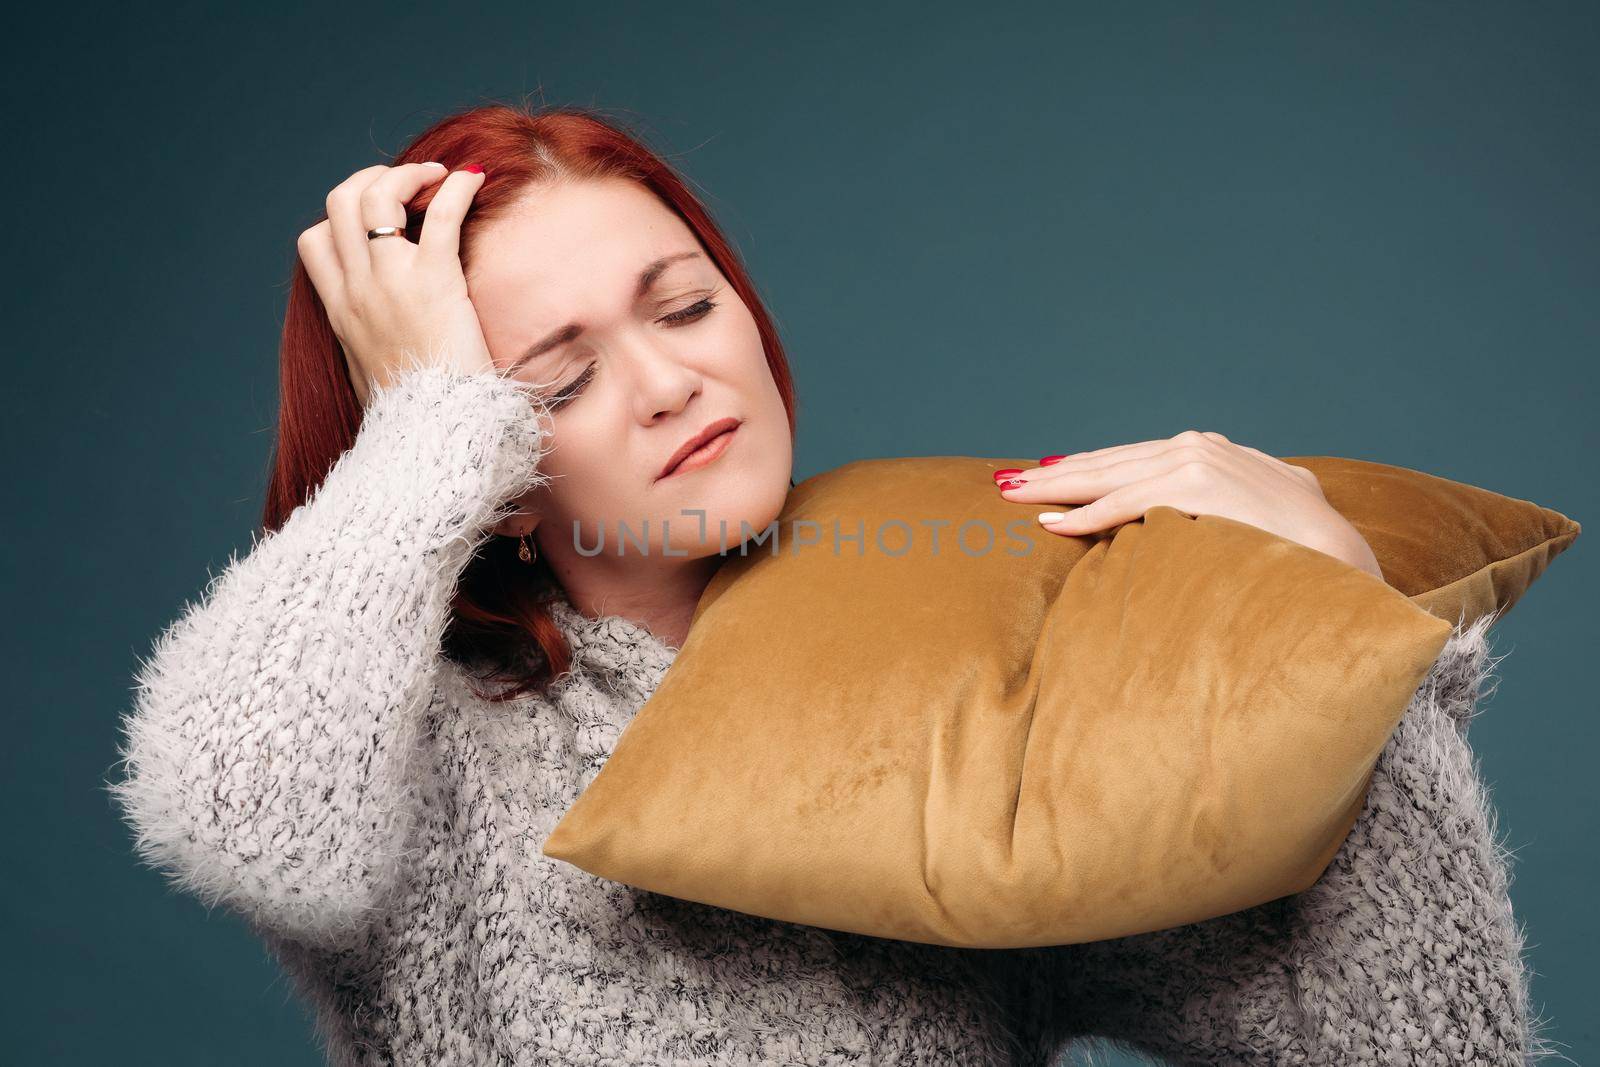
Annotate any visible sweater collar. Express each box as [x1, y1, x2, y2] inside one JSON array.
[[545, 590, 681, 690]]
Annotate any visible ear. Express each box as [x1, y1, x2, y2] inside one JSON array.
[[489, 500, 544, 541]]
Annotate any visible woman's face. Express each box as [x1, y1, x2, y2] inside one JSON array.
[[468, 177, 793, 573]]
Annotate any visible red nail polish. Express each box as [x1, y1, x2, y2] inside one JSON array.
[[993, 468, 1024, 480], [998, 478, 1026, 490], [1040, 455, 1068, 465], [464, 163, 485, 174]]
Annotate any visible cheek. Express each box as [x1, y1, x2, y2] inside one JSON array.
[[718, 311, 788, 430], [537, 418, 621, 504], [544, 462, 635, 527], [709, 300, 766, 371]]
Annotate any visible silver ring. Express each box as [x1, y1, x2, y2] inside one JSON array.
[[367, 226, 408, 241]]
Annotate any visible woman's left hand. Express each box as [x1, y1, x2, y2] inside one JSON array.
[[994, 430, 1386, 581]]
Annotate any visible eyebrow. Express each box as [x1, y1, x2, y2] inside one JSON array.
[[503, 251, 705, 377]]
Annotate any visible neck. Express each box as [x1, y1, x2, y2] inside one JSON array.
[[545, 550, 724, 651]]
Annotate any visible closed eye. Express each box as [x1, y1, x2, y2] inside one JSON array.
[[660, 296, 718, 325], [545, 296, 721, 410]]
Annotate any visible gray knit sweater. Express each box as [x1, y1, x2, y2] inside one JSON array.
[[109, 364, 1553, 1065]]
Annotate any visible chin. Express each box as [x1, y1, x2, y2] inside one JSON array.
[[655, 464, 791, 559]]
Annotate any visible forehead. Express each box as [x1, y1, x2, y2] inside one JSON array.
[[465, 177, 701, 308]]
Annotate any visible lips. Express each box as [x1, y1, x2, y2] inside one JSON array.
[[658, 417, 742, 480]]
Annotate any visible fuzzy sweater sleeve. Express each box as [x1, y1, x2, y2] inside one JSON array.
[[108, 362, 553, 948]]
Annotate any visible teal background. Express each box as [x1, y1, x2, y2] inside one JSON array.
[[6, 2, 1593, 1063]]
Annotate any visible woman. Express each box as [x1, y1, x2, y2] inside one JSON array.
[[110, 104, 1544, 1065]]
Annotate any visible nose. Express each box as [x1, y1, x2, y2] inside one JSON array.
[[620, 330, 702, 423]]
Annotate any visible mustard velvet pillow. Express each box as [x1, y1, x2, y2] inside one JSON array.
[[542, 455, 1579, 949], [1280, 455, 1580, 628]]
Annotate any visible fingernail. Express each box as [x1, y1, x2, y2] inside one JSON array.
[[998, 478, 1026, 490], [422, 161, 447, 169], [993, 468, 1024, 480], [464, 163, 485, 174], [1038, 512, 1068, 523], [1040, 455, 1068, 465]]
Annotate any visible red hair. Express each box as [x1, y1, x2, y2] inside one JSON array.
[[265, 102, 798, 702]]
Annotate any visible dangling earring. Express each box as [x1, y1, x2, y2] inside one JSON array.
[[519, 532, 539, 564]]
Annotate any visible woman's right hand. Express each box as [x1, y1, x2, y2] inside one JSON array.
[[297, 162, 495, 406]]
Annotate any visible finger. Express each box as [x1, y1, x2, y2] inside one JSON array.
[[1034, 437, 1169, 471], [1012, 440, 1191, 483], [1016, 429, 1226, 480], [1036, 483, 1164, 537], [359, 161, 452, 267], [998, 449, 1205, 502], [295, 219, 344, 310], [1038, 430, 1202, 468], [296, 217, 366, 404], [416, 166, 488, 262], [325, 164, 393, 282]]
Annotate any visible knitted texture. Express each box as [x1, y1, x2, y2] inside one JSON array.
[[109, 364, 1023, 1065], [109, 363, 1552, 1065]]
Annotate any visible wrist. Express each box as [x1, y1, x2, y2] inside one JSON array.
[[1314, 521, 1385, 583]]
